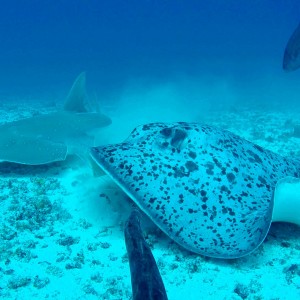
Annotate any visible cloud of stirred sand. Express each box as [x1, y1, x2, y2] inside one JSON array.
[[97, 75, 239, 145], [95, 67, 300, 147]]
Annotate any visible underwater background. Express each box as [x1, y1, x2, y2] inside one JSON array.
[[1, 1, 300, 299], [0, 0, 299, 108]]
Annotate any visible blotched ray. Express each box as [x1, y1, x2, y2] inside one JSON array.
[[91, 122, 300, 258]]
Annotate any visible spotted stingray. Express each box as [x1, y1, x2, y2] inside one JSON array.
[[90, 122, 300, 259]]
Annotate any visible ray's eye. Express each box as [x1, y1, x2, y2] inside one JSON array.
[[171, 129, 187, 148], [158, 127, 188, 150], [160, 127, 172, 137]]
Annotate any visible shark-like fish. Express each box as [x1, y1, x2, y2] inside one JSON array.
[[0, 72, 111, 165], [283, 22, 300, 71]]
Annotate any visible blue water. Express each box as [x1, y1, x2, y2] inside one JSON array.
[[0, 0, 299, 106], [1, 2, 300, 299]]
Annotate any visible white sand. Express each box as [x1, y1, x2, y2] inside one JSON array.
[[0, 80, 300, 299]]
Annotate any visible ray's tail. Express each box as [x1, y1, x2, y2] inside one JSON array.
[[124, 209, 168, 300]]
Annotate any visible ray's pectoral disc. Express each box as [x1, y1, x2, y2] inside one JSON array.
[[91, 122, 300, 259]]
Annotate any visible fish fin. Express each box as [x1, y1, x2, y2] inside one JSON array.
[[64, 72, 88, 113], [0, 136, 67, 165]]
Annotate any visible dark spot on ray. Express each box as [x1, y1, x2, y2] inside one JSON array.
[[226, 173, 235, 183], [228, 208, 235, 216], [205, 162, 214, 175], [253, 144, 264, 153], [188, 188, 196, 195], [142, 124, 151, 131], [220, 185, 229, 194], [247, 150, 263, 164], [188, 151, 197, 159], [173, 166, 188, 178], [213, 157, 222, 169], [258, 176, 267, 185], [185, 161, 198, 172], [175, 227, 184, 237], [200, 190, 207, 196], [232, 151, 239, 158], [241, 191, 248, 197], [103, 147, 118, 154]]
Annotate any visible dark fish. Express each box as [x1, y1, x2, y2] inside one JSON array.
[[293, 124, 300, 138], [283, 22, 300, 71], [124, 209, 168, 300]]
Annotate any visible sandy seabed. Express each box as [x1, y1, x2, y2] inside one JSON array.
[[0, 96, 300, 300]]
